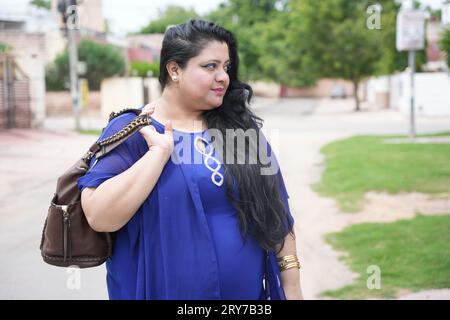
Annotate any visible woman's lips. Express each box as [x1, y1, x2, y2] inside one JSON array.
[[211, 88, 225, 95]]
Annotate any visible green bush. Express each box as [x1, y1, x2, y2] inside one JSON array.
[[130, 60, 160, 78], [45, 40, 125, 91], [45, 63, 67, 91], [439, 29, 450, 69], [0, 42, 12, 53]]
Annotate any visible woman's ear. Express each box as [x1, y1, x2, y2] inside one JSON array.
[[166, 61, 180, 81]]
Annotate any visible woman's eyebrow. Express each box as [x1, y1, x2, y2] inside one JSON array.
[[205, 59, 231, 64]]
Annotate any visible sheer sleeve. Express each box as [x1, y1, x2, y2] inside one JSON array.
[[258, 128, 295, 235], [77, 113, 147, 192], [277, 166, 295, 234], [274, 153, 295, 235]]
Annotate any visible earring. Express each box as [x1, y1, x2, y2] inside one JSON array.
[[172, 76, 178, 81]]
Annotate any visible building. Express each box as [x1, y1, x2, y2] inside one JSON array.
[[0, 0, 64, 128], [423, 18, 448, 72], [50, 0, 105, 34], [126, 33, 164, 64]]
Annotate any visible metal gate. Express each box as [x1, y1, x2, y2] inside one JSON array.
[[0, 54, 31, 129]]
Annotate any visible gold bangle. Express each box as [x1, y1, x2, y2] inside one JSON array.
[[279, 257, 298, 264], [279, 260, 301, 268], [280, 261, 301, 271], [277, 254, 298, 262], [277, 254, 301, 271], [280, 265, 300, 272], [277, 255, 299, 268]]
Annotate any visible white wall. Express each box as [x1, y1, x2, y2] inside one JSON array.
[[44, 29, 66, 65], [392, 72, 450, 116], [367, 72, 450, 116], [249, 81, 280, 98], [100, 77, 162, 119], [366, 76, 389, 105], [144, 77, 162, 103], [101, 77, 144, 119]]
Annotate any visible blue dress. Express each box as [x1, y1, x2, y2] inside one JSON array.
[[77, 107, 294, 300]]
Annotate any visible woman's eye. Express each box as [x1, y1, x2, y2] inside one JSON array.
[[204, 63, 230, 72], [204, 63, 216, 70]]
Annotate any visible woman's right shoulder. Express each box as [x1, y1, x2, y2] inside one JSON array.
[[99, 110, 141, 141], [97, 109, 148, 155]]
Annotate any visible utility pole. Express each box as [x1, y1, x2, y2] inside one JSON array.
[[408, 50, 416, 139], [59, 0, 80, 131], [396, 0, 425, 140]]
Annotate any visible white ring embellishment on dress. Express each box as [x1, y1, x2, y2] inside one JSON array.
[[194, 136, 224, 187]]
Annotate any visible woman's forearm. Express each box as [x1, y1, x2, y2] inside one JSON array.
[[81, 148, 170, 232], [275, 231, 304, 300]]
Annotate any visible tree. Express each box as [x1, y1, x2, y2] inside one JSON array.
[[207, 0, 283, 81], [45, 40, 125, 91], [285, 0, 420, 111], [255, 8, 317, 87], [138, 6, 199, 34], [30, 0, 51, 10], [366, 0, 426, 76], [330, 19, 381, 111], [283, 0, 380, 110]]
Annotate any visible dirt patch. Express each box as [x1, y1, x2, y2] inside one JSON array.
[[342, 191, 450, 226], [338, 192, 450, 300]]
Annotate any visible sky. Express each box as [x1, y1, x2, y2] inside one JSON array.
[[103, 0, 225, 36]]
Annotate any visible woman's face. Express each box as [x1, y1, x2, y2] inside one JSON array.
[[176, 41, 231, 110]]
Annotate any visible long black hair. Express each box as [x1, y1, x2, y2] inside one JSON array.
[[159, 20, 293, 253]]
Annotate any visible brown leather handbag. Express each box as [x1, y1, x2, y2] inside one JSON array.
[[40, 108, 150, 268]]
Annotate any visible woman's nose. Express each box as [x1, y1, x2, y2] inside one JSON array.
[[215, 69, 228, 83]]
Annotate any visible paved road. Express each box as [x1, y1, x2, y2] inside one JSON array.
[[0, 98, 449, 299], [0, 129, 108, 299]]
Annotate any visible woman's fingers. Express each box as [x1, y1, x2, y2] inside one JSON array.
[[140, 104, 155, 116], [139, 125, 155, 137], [164, 120, 173, 135]]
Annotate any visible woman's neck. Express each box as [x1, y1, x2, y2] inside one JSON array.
[[149, 88, 207, 132]]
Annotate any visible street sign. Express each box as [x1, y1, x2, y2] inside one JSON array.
[[396, 9, 426, 51], [396, 4, 424, 139], [77, 61, 87, 76]]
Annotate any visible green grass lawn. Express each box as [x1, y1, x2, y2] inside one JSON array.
[[322, 214, 450, 299], [312, 132, 450, 212], [77, 129, 102, 136]]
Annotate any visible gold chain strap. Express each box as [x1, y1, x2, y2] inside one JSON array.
[[109, 108, 138, 122], [97, 114, 150, 147]]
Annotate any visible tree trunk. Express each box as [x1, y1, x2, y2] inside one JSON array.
[[279, 84, 287, 98], [353, 79, 360, 112]]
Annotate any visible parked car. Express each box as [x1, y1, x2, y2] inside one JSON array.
[[330, 85, 347, 99]]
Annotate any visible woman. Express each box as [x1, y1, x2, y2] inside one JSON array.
[[78, 20, 303, 300]]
